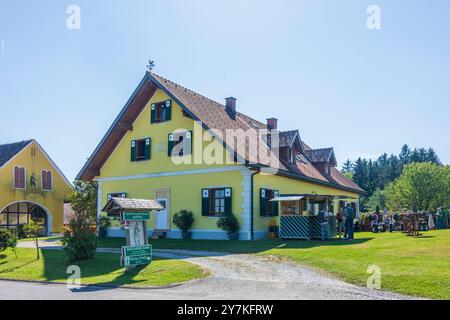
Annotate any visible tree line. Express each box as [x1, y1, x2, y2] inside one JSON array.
[[342, 144, 447, 211]]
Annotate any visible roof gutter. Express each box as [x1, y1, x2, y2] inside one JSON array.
[[246, 163, 364, 195]]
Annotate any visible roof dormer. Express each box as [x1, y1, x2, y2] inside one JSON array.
[[303, 147, 337, 175]]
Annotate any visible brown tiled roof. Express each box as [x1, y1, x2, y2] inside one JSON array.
[[77, 72, 364, 194], [328, 167, 364, 192]]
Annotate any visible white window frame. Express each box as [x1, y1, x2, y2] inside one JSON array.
[[13, 166, 26, 190], [41, 169, 53, 192]]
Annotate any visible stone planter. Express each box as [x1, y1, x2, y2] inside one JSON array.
[[181, 231, 192, 240], [227, 232, 239, 240]]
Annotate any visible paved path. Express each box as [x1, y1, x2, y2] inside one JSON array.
[[3, 240, 417, 300]]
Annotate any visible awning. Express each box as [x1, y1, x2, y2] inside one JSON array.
[[270, 196, 304, 202]]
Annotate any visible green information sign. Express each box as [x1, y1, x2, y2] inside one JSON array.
[[121, 245, 152, 267], [122, 211, 151, 221], [122, 245, 152, 257], [122, 255, 152, 267]]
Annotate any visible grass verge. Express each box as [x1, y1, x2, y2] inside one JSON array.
[[0, 248, 208, 287]]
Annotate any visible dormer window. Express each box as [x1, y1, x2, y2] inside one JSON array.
[[151, 100, 172, 124]]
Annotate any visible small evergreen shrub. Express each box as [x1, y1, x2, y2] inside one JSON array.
[[217, 214, 240, 234], [62, 219, 97, 262], [172, 210, 195, 232]]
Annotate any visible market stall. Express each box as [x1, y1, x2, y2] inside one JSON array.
[[271, 194, 350, 240]]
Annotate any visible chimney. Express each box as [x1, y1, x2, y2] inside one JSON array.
[[266, 118, 278, 130], [225, 97, 237, 119]]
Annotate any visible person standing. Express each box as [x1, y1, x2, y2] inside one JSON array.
[[428, 211, 436, 230], [443, 207, 448, 229], [344, 203, 354, 240], [436, 207, 443, 229], [319, 206, 331, 241], [336, 208, 344, 239]]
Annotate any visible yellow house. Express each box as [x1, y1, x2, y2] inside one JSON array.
[[77, 72, 364, 240], [0, 140, 72, 235]]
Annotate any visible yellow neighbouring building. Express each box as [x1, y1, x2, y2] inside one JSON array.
[[77, 72, 364, 240], [0, 140, 72, 235]]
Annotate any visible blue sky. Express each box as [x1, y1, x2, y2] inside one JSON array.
[[1, 0, 449, 182]]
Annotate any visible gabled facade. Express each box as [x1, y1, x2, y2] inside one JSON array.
[[78, 72, 363, 240], [0, 140, 72, 235]]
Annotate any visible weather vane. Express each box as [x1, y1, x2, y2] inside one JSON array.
[[147, 60, 155, 72]]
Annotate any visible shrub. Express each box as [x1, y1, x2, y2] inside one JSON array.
[[62, 181, 98, 262], [0, 229, 18, 252], [62, 220, 97, 262], [172, 210, 195, 232], [217, 214, 240, 234], [98, 216, 111, 238]]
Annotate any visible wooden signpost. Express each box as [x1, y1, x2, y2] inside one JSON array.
[[101, 197, 164, 271]]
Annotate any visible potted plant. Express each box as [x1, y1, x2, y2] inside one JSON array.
[[173, 210, 195, 239], [217, 214, 240, 240]]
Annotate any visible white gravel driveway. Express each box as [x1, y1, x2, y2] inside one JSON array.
[[7, 240, 417, 300]]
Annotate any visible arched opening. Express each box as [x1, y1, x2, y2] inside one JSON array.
[[0, 202, 51, 236]]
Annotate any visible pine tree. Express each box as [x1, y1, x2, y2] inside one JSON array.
[[399, 144, 411, 165], [342, 159, 353, 173], [426, 148, 441, 165]]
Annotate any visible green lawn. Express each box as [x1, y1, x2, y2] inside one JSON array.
[[97, 230, 450, 299], [0, 248, 208, 287]]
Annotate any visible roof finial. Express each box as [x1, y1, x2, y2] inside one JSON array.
[[146, 60, 155, 72]]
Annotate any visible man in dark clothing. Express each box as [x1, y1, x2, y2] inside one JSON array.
[[344, 203, 354, 240]]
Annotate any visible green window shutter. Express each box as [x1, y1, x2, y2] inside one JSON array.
[[150, 104, 156, 123], [202, 189, 210, 216], [273, 190, 279, 216], [260, 188, 267, 216], [131, 140, 136, 162], [165, 100, 172, 121], [224, 188, 232, 215], [145, 138, 151, 160], [168, 134, 175, 157]]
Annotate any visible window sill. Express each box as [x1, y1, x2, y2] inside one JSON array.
[[261, 214, 278, 218], [206, 214, 226, 218], [152, 120, 169, 125]]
